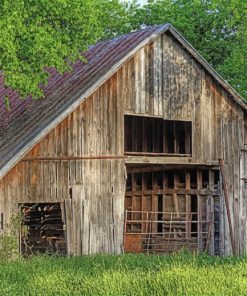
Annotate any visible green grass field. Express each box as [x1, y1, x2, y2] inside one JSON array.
[[0, 252, 247, 296]]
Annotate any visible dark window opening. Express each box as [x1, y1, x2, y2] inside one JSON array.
[[20, 203, 66, 256], [164, 120, 174, 153], [191, 195, 198, 237], [134, 173, 142, 191], [153, 172, 163, 189], [143, 172, 152, 190], [126, 173, 132, 192], [167, 170, 174, 188], [175, 170, 186, 189], [134, 116, 143, 152], [175, 121, 185, 154], [214, 170, 220, 186], [190, 170, 197, 189], [202, 170, 209, 188], [146, 118, 154, 152], [124, 115, 192, 155]]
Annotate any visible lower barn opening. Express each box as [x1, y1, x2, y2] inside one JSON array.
[[20, 203, 66, 256], [124, 166, 221, 254]]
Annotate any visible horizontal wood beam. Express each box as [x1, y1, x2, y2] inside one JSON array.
[[22, 155, 126, 161], [22, 155, 220, 168], [125, 152, 191, 157], [125, 156, 219, 167], [125, 188, 217, 196]]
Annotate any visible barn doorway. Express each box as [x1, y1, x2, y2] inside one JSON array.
[[19, 203, 66, 256], [124, 166, 221, 254]]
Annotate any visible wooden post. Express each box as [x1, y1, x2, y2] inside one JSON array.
[[219, 158, 236, 255], [185, 171, 191, 240], [208, 170, 215, 255], [64, 198, 72, 256], [197, 170, 202, 251]]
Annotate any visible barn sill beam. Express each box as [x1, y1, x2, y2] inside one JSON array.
[[125, 189, 220, 196], [125, 156, 219, 167], [124, 152, 191, 157]]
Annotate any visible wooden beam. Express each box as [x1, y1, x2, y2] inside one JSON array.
[[125, 156, 219, 166], [219, 158, 236, 256], [125, 188, 213, 196], [125, 152, 191, 157], [185, 171, 191, 239], [22, 155, 125, 161], [126, 165, 220, 174], [208, 170, 215, 255]]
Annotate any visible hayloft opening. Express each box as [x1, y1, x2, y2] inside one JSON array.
[[20, 203, 66, 256], [124, 115, 192, 155]]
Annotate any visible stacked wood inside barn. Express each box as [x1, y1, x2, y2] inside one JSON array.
[[20, 203, 66, 255]]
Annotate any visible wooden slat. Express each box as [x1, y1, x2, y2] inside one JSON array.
[[64, 198, 72, 256], [219, 158, 236, 255]]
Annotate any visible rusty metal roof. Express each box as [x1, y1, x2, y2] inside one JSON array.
[[0, 23, 246, 178]]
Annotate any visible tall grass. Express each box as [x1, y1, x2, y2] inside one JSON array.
[[0, 251, 247, 295]]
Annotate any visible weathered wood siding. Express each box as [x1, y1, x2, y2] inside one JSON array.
[[120, 32, 245, 255], [0, 32, 246, 255], [0, 75, 126, 255]]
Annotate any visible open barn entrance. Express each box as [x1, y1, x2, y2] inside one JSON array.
[[20, 203, 66, 256], [124, 166, 221, 254]]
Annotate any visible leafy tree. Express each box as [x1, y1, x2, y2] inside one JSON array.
[[0, 0, 141, 103], [99, 0, 140, 39], [0, 0, 105, 99], [1, 0, 246, 102]]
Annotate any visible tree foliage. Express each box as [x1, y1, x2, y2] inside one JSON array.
[[98, 0, 140, 39], [0, 0, 246, 101], [0, 0, 104, 98]]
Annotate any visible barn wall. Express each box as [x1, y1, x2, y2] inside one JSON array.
[[245, 113, 247, 144], [0, 32, 246, 255], [120, 33, 246, 255], [240, 112, 247, 254], [0, 74, 126, 255]]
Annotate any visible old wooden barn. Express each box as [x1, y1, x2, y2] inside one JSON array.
[[0, 24, 246, 256]]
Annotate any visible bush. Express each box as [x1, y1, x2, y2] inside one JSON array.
[[0, 213, 22, 261]]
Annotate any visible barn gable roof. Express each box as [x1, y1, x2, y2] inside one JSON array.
[[0, 23, 246, 179]]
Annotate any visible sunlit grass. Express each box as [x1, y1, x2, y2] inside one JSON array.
[[0, 251, 247, 295]]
